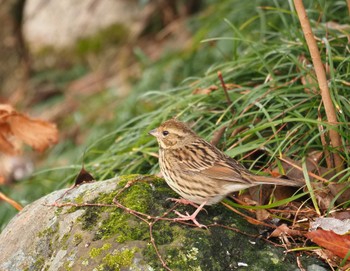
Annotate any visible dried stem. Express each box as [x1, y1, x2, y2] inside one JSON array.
[[347, 0, 350, 15], [217, 71, 235, 116], [279, 157, 329, 183], [0, 191, 23, 211], [293, 0, 343, 172]]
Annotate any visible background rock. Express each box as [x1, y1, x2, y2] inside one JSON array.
[[23, 0, 140, 52]]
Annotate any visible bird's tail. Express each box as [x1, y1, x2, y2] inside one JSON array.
[[247, 174, 305, 187]]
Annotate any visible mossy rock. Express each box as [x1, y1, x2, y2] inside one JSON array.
[[0, 175, 327, 271]]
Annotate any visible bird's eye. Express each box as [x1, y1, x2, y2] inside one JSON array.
[[162, 131, 169, 136]]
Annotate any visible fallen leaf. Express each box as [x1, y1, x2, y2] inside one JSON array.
[[74, 167, 95, 186], [0, 124, 18, 154], [328, 182, 350, 205], [8, 114, 58, 152], [305, 229, 350, 259], [310, 217, 350, 235], [192, 83, 238, 95], [192, 85, 218, 94], [270, 223, 302, 238], [0, 104, 58, 154]]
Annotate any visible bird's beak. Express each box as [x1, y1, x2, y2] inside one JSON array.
[[148, 129, 158, 137]]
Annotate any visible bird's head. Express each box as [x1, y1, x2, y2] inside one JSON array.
[[149, 119, 196, 149]]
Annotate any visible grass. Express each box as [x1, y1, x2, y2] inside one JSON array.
[[1, 0, 349, 234]]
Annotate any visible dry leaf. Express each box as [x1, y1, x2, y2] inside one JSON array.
[[310, 217, 350, 235], [192, 83, 238, 95], [0, 104, 58, 154], [306, 229, 350, 260], [74, 167, 95, 186], [328, 183, 350, 205], [255, 209, 271, 221], [270, 223, 302, 238], [0, 124, 18, 154], [192, 85, 218, 95]]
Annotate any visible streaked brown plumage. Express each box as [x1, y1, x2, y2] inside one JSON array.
[[149, 119, 303, 226]]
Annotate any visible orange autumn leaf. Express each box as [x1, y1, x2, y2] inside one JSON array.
[[0, 123, 18, 154], [0, 104, 58, 154], [305, 229, 350, 260]]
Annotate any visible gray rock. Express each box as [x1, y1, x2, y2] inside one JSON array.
[[0, 175, 327, 271], [23, 0, 140, 51]]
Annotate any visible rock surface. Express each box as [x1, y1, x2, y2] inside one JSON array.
[[0, 175, 327, 271]]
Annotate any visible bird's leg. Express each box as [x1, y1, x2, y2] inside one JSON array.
[[167, 197, 208, 214], [166, 197, 200, 208], [173, 201, 208, 228]]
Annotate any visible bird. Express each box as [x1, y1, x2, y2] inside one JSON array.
[[149, 119, 304, 227]]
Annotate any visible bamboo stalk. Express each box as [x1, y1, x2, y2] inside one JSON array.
[[293, 0, 343, 172]]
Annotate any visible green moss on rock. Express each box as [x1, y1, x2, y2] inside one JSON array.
[[73, 233, 83, 246], [89, 243, 112, 258], [97, 248, 137, 271]]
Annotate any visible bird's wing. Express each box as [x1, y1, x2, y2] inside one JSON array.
[[197, 161, 253, 184], [178, 141, 253, 184]]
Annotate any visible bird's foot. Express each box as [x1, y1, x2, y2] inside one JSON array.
[[173, 211, 207, 228], [172, 201, 208, 228]]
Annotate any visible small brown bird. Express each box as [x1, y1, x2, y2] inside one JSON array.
[[149, 119, 304, 227]]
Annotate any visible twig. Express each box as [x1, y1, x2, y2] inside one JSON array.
[[279, 157, 329, 183], [296, 255, 306, 271], [0, 191, 23, 211], [293, 0, 344, 172], [347, 0, 350, 15], [217, 71, 235, 116], [221, 201, 277, 228]]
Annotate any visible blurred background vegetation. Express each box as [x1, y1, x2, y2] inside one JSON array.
[[0, 0, 349, 230]]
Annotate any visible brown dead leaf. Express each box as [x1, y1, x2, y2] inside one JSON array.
[[192, 85, 218, 95], [74, 167, 95, 186], [8, 114, 58, 152], [0, 124, 18, 154], [192, 83, 238, 95], [329, 183, 350, 205], [256, 209, 271, 221], [306, 229, 350, 260], [270, 223, 302, 238], [0, 104, 58, 154]]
